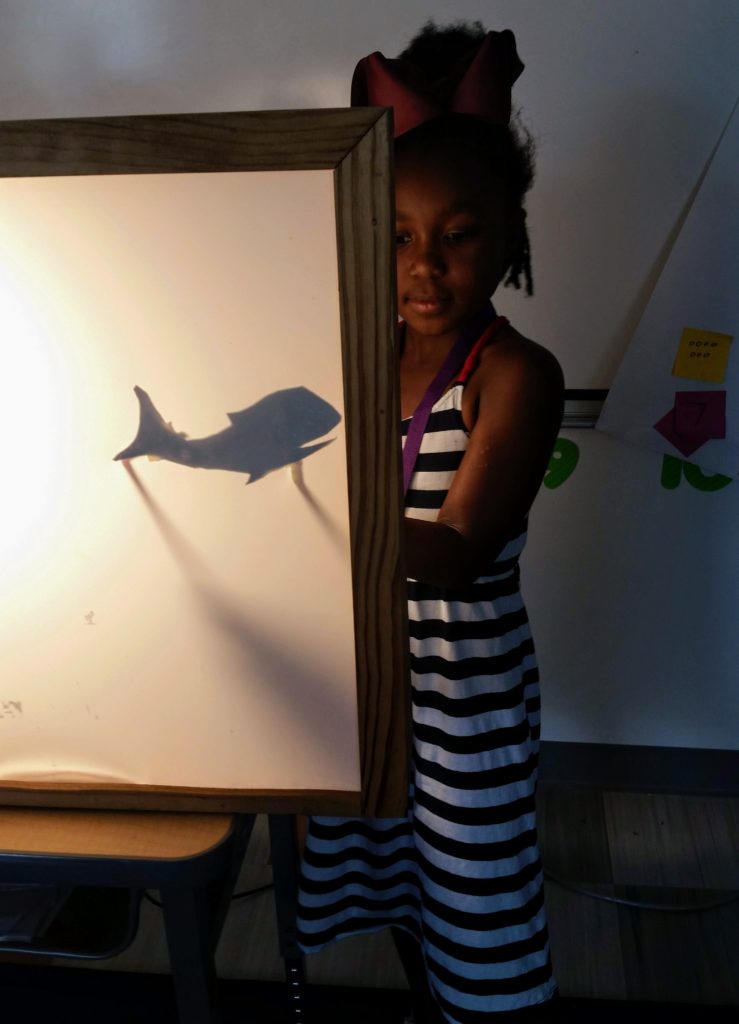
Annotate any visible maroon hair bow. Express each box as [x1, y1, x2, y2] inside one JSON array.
[[350, 30, 524, 138]]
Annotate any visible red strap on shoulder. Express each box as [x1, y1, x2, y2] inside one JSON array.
[[456, 315, 509, 385]]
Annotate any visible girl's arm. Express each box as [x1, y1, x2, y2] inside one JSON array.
[[404, 335, 564, 587]]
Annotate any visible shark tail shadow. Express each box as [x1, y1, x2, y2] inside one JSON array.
[[114, 386, 187, 463]]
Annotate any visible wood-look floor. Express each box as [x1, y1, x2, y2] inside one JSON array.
[[55, 787, 739, 1006]]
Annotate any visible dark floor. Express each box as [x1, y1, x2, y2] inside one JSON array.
[[2, 792, 738, 1020], [0, 964, 737, 1024]]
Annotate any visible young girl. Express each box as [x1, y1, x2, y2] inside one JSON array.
[[298, 22, 564, 1022]]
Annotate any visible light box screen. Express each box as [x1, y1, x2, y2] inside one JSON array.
[[0, 169, 361, 795]]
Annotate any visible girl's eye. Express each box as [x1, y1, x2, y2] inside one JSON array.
[[444, 227, 476, 243], [395, 231, 411, 246]]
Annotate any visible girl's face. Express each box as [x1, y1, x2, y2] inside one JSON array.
[[395, 147, 514, 348]]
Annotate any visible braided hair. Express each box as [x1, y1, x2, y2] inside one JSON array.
[[396, 20, 536, 295]]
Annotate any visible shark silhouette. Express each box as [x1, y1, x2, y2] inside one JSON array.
[[114, 385, 341, 482]]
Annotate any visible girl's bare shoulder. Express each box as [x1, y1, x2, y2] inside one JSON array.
[[481, 323, 562, 383], [466, 323, 564, 417]]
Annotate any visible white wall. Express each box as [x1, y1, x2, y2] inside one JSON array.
[[522, 429, 739, 751], [2, 0, 738, 749], [2, 0, 737, 388]]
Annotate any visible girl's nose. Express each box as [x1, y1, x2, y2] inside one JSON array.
[[410, 241, 445, 277]]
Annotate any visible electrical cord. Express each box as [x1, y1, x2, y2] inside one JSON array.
[[141, 850, 738, 917], [143, 880, 274, 909], [144, 870, 739, 914], [543, 868, 739, 913], [230, 881, 275, 902]]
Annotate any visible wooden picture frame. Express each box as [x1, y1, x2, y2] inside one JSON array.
[[0, 109, 409, 817]]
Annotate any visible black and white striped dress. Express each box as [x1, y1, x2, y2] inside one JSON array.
[[298, 359, 555, 1019]]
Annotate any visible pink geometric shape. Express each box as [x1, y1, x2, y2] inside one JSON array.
[[654, 390, 726, 457], [674, 390, 726, 439]]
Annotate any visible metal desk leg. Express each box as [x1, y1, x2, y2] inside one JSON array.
[[161, 884, 219, 1024], [160, 814, 255, 1024], [269, 815, 306, 1023], [208, 814, 257, 948]]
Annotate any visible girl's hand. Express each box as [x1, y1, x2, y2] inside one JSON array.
[[404, 330, 564, 587]]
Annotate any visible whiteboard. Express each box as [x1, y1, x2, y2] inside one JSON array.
[[522, 93, 739, 761], [522, 427, 739, 751], [597, 102, 739, 477]]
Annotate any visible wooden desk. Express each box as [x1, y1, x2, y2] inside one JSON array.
[[0, 808, 255, 1024]]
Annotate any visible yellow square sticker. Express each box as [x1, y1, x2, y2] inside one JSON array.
[[672, 327, 733, 383]]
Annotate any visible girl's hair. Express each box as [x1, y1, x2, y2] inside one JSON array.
[[397, 20, 536, 295]]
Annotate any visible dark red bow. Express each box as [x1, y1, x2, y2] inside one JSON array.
[[351, 30, 524, 138]]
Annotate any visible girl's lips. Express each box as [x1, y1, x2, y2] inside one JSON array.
[[405, 295, 450, 314]]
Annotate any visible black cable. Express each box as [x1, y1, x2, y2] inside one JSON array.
[[143, 880, 274, 910], [230, 881, 275, 901], [544, 868, 739, 913]]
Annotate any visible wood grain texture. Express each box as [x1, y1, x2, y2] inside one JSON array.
[[616, 891, 739, 1005], [538, 784, 614, 883], [0, 808, 234, 859], [0, 109, 384, 176], [543, 880, 627, 1000], [334, 111, 411, 818], [539, 787, 739, 1005], [0, 784, 363, 815], [603, 791, 739, 888], [0, 107, 410, 815]]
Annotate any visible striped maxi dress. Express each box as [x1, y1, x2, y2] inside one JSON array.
[[297, 347, 556, 1020]]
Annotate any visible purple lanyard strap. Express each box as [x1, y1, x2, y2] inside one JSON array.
[[402, 304, 498, 497]]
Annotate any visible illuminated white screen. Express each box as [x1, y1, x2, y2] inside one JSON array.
[[0, 170, 360, 793]]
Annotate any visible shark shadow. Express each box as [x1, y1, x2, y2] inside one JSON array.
[[114, 385, 341, 483]]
